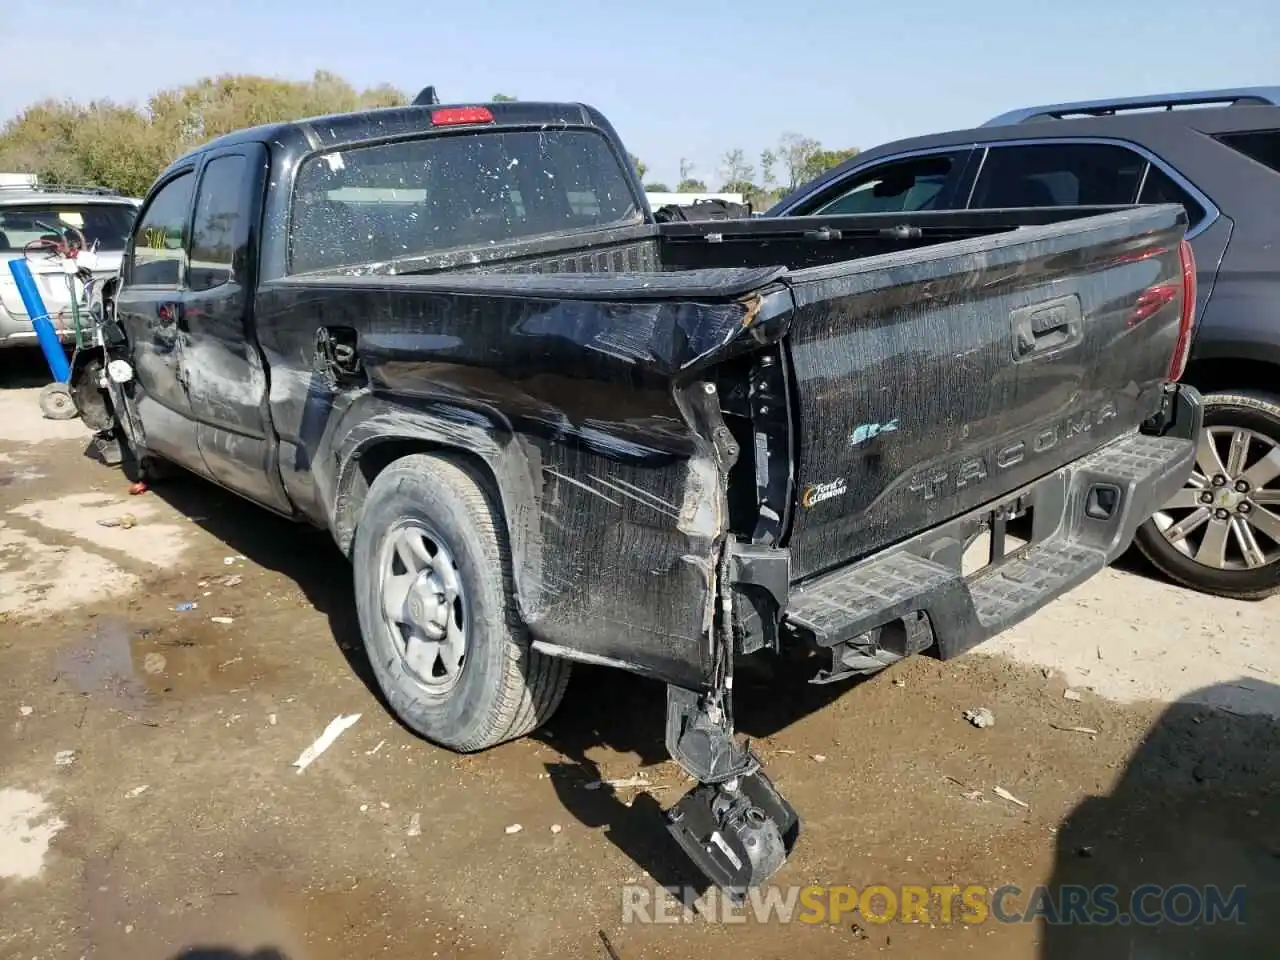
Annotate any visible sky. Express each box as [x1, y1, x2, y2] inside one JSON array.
[[2, 0, 1278, 187]]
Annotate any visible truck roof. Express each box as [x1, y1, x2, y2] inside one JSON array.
[[163, 100, 623, 180]]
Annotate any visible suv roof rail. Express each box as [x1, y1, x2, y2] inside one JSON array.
[[982, 86, 1280, 127], [0, 182, 121, 197]]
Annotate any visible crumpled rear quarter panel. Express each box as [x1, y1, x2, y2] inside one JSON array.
[[255, 277, 771, 687]]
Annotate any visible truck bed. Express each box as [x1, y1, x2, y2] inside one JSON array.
[[246, 203, 1194, 685]]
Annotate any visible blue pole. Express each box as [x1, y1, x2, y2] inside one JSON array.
[[7, 258, 71, 383]]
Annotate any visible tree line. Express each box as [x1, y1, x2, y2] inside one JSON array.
[[0, 71, 857, 208]]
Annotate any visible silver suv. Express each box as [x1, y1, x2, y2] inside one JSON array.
[[0, 182, 140, 349]]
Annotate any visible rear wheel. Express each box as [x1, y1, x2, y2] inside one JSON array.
[[1135, 389, 1280, 599], [352, 453, 570, 751]]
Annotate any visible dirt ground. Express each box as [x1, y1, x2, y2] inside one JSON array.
[[2, 363, 1278, 960]]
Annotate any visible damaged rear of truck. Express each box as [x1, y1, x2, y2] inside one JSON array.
[[83, 100, 1202, 895]]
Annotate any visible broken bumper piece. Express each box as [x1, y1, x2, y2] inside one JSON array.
[[666, 765, 800, 900]]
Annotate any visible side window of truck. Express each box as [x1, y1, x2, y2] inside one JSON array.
[[189, 155, 249, 292], [970, 143, 1148, 207], [811, 153, 964, 216], [128, 172, 194, 288]]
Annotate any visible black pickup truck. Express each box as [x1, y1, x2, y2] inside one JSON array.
[[74, 96, 1201, 895]]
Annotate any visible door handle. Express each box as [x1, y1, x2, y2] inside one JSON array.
[[1010, 294, 1082, 360]]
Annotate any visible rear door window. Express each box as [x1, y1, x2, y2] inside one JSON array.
[[1137, 164, 1207, 225], [970, 143, 1146, 207], [809, 153, 968, 216], [189, 155, 249, 291], [289, 129, 641, 273]]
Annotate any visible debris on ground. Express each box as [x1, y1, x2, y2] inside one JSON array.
[[598, 930, 623, 960], [365, 739, 386, 757], [407, 813, 422, 837], [174, 602, 198, 612], [54, 750, 77, 767], [1049, 723, 1099, 735], [551, 824, 563, 834], [217, 657, 242, 670], [992, 786, 1029, 809], [505, 823, 523, 835], [963, 707, 995, 728], [292, 713, 362, 774], [210, 616, 234, 625], [584, 775, 650, 791], [1063, 689, 1083, 702], [268, 714, 278, 726], [962, 789, 985, 802], [128, 481, 147, 496], [811, 754, 828, 763], [892, 678, 906, 687], [142, 652, 166, 675], [96, 518, 120, 528], [19, 705, 32, 717], [221, 575, 243, 587], [125, 785, 149, 799]]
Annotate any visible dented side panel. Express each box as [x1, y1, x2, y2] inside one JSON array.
[[251, 277, 781, 687]]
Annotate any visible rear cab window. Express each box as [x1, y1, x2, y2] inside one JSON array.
[[0, 202, 136, 254], [288, 128, 642, 274]]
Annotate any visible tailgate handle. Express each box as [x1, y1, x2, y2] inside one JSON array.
[[1010, 294, 1082, 360]]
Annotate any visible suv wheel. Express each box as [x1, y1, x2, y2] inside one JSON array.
[[1135, 390, 1280, 599]]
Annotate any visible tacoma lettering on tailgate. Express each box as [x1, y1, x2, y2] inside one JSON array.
[[908, 401, 1119, 502]]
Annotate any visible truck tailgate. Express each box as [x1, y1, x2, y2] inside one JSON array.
[[782, 205, 1188, 580]]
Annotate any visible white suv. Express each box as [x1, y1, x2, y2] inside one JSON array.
[[0, 183, 140, 349]]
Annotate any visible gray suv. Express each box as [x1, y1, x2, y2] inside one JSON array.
[[0, 183, 139, 349], [768, 87, 1280, 599]]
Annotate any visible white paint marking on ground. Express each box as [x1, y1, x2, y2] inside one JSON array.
[[9, 492, 190, 569], [0, 523, 139, 619], [0, 788, 66, 880], [292, 714, 362, 774]]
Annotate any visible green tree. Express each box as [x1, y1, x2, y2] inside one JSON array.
[[0, 70, 409, 197], [676, 178, 708, 192], [492, 93, 518, 101], [629, 154, 648, 180], [643, 182, 671, 192]]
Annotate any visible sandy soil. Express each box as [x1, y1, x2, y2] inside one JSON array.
[[1, 377, 1277, 960]]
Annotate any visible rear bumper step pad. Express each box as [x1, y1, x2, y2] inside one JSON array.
[[784, 394, 1201, 661]]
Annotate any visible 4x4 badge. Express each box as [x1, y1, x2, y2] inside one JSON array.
[[851, 418, 899, 447]]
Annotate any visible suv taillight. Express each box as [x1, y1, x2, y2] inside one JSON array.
[[1168, 238, 1197, 381]]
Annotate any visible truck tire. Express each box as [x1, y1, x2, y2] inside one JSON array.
[[1134, 389, 1280, 600], [352, 453, 570, 751]]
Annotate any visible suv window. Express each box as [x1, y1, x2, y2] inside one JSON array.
[[189, 156, 249, 292], [812, 153, 961, 216], [289, 129, 641, 274], [0, 203, 135, 254], [1137, 163, 1207, 225], [130, 173, 194, 287], [1215, 130, 1280, 174], [971, 143, 1146, 207]]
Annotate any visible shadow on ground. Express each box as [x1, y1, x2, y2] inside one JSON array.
[[170, 951, 287, 960], [0, 344, 64, 388], [133, 461, 864, 895], [1041, 679, 1280, 959]]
